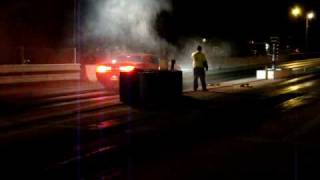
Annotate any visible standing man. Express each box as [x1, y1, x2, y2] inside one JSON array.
[[192, 45, 208, 91]]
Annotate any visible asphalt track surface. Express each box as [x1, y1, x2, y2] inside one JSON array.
[[0, 59, 320, 179]]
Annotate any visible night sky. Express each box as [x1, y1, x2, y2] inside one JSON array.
[[167, 0, 320, 50], [0, 0, 320, 51]]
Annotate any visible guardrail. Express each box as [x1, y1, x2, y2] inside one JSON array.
[[0, 64, 81, 84]]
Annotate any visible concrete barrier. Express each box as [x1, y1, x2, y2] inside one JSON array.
[[256, 69, 292, 80], [83, 65, 98, 82], [0, 64, 81, 84]]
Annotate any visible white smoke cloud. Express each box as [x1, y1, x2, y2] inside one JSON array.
[[83, 0, 235, 68], [85, 0, 172, 53]]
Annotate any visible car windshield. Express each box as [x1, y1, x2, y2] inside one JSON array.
[[114, 55, 144, 62]]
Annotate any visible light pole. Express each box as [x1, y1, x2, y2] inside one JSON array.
[[305, 12, 315, 51], [74, 0, 81, 64], [290, 6, 316, 51]]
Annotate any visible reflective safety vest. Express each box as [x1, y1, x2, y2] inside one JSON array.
[[192, 51, 207, 68]]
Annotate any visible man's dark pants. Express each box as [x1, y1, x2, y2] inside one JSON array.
[[193, 67, 207, 91]]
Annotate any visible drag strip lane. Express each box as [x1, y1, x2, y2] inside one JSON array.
[[0, 94, 120, 131]]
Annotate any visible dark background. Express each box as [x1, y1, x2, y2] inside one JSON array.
[[0, 0, 319, 52], [166, 0, 320, 52]]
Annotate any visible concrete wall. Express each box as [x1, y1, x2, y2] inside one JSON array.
[[0, 64, 80, 84]]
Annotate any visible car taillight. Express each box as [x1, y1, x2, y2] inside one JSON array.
[[96, 65, 112, 73], [119, 66, 135, 72]]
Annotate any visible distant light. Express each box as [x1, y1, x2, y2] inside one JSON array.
[[112, 59, 117, 64], [307, 12, 315, 20], [202, 38, 207, 43], [265, 43, 270, 50], [291, 6, 302, 17]]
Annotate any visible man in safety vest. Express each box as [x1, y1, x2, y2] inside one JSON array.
[[192, 45, 209, 91]]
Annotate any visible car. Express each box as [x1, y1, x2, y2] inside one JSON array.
[[96, 53, 160, 89]]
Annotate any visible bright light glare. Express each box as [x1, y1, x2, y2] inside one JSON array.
[[96, 65, 111, 73], [307, 12, 315, 19], [291, 6, 302, 17], [285, 82, 314, 93], [181, 68, 192, 72], [265, 43, 270, 50], [202, 38, 207, 43], [112, 59, 117, 64], [119, 66, 135, 72]]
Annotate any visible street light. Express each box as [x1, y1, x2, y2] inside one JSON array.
[[202, 38, 207, 43], [307, 12, 315, 19], [290, 6, 316, 51], [291, 6, 302, 17]]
